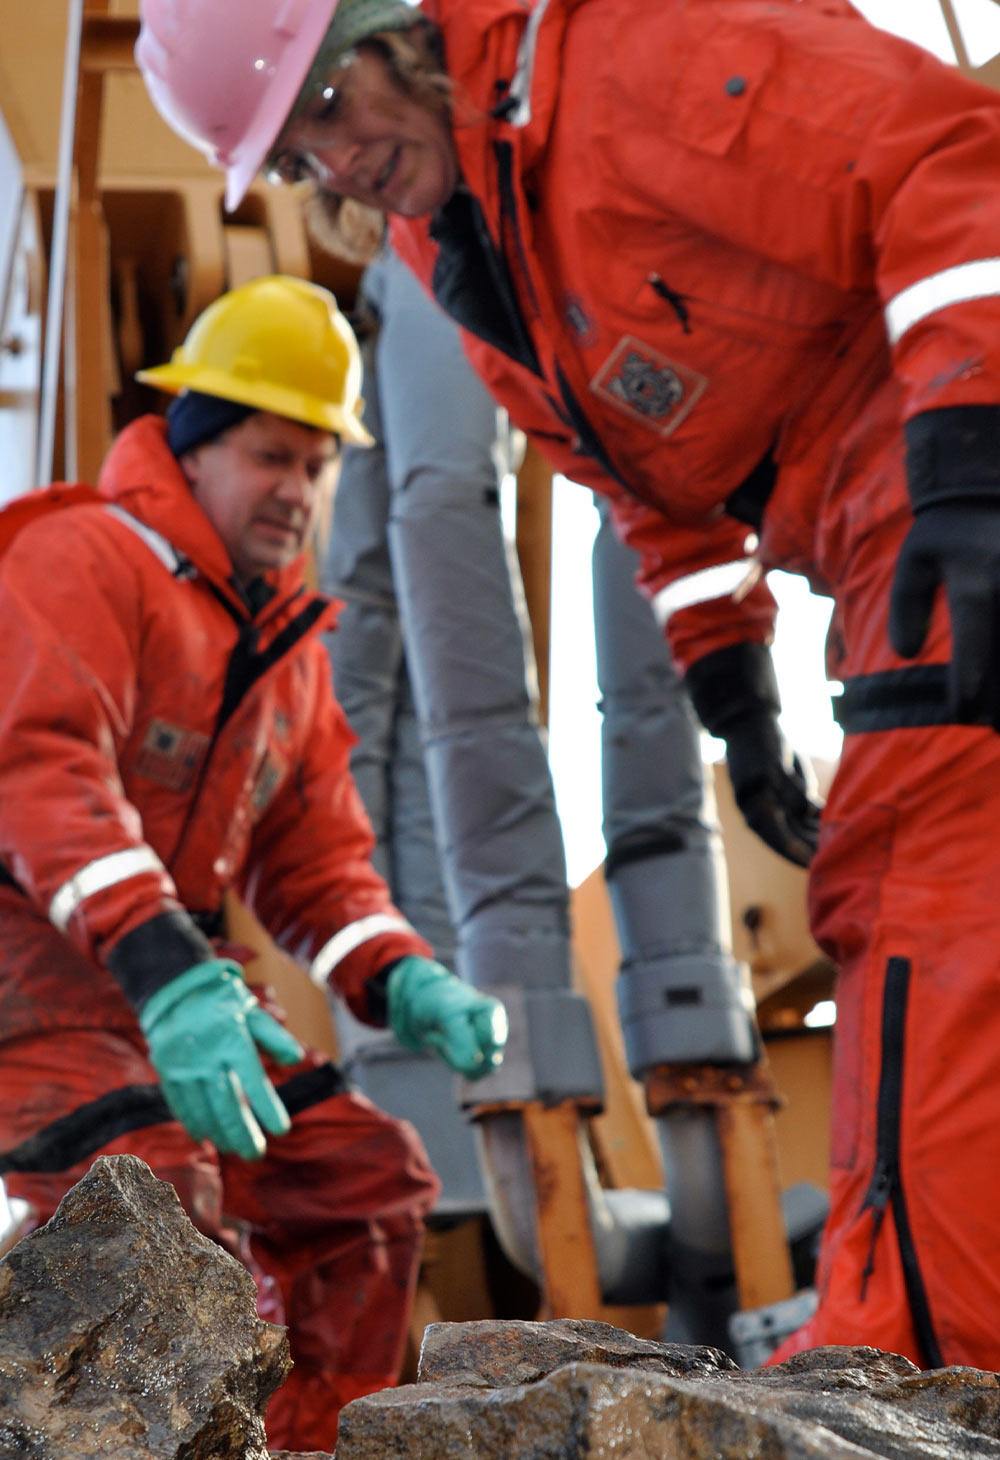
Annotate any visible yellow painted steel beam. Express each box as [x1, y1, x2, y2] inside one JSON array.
[[521, 1101, 605, 1319]]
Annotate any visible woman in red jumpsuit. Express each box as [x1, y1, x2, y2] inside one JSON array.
[[138, 0, 1000, 1371]]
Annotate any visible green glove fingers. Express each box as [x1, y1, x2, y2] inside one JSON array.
[[139, 958, 304, 1160], [169, 1068, 270, 1161], [386, 956, 509, 1080], [245, 1001, 308, 1067], [436, 998, 508, 1078]]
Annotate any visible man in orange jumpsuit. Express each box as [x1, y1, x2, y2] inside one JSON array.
[[0, 274, 507, 1450], [138, 0, 1000, 1371]]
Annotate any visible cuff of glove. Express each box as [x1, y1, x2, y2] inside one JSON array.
[[107, 910, 218, 1014], [384, 956, 455, 1053], [685, 640, 781, 740], [364, 961, 396, 1028], [137, 958, 245, 1035], [905, 405, 1000, 507]]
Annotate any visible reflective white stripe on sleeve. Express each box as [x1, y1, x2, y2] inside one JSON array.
[[885, 258, 1000, 346], [309, 914, 415, 986], [652, 558, 758, 628], [49, 846, 169, 932]]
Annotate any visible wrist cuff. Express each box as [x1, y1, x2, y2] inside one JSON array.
[[905, 406, 1000, 507], [364, 963, 397, 1026], [685, 641, 780, 739], [107, 910, 217, 1013]]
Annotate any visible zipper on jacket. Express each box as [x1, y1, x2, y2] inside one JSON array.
[[648, 274, 693, 334], [858, 955, 943, 1368], [495, 140, 541, 319]]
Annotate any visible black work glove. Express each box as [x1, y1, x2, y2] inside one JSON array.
[[889, 406, 1000, 727], [686, 641, 820, 868]]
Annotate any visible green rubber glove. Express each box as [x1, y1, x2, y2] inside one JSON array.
[[386, 957, 508, 1080], [139, 959, 304, 1160]]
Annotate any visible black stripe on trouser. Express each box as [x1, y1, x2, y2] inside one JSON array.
[[858, 956, 943, 1369], [833, 665, 957, 734], [0, 1062, 350, 1176]]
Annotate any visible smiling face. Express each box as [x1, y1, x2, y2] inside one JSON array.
[[180, 411, 339, 583], [268, 44, 459, 216]]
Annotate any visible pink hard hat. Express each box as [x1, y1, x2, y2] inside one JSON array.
[[136, 0, 338, 211]]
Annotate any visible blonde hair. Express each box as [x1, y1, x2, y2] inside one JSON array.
[[373, 24, 454, 115], [300, 24, 458, 265], [303, 191, 386, 268]]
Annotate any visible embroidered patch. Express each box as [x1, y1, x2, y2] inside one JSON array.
[[132, 719, 210, 793], [590, 336, 707, 436]]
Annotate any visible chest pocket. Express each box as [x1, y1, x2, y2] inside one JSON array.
[[660, 22, 773, 158], [662, 7, 893, 189]]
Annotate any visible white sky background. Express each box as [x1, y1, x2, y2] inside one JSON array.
[[543, 0, 1000, 885]]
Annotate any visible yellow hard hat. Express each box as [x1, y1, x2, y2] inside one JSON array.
[[137, 274, 373, 447]]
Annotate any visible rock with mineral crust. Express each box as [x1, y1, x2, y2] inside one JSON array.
[[337, 1318, 1000, 1460], [0, 1154, 291, 1460]]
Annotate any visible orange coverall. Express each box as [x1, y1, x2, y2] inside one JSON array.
[[391, 0, 1000, 1368], [0, 417, 440, 1448]]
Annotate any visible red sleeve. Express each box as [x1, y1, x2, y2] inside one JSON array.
[[0, 511, 183, 962], [239, 645, 432, 1027], [606, 490, 776, 671]]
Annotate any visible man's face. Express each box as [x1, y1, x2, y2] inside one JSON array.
[[181, 411, 338, 582], [269, 45, 459, 216]]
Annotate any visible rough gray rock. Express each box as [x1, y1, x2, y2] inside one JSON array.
[[418, 1316, 737, 1388], [5, 1163, 999, 1460], [337, 1319, 1000, 1460], [0, 1154, 290, 1459]]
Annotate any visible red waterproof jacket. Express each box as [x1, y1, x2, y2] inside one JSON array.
[[393, 0, 1000, 668], [0, 416, 429, 1038]]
